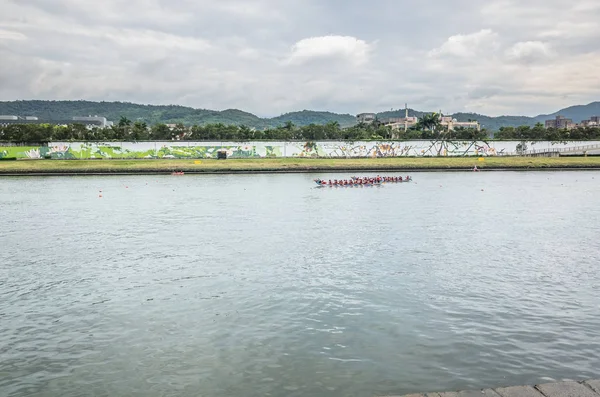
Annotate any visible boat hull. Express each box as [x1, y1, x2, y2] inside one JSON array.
[[314, 180, 382, 187]]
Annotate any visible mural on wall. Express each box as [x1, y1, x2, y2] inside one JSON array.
[[1, 140, 598, 159]]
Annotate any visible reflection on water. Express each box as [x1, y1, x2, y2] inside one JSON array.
[[1, 171, 600, 397]]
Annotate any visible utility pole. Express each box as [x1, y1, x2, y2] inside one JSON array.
[[404, 103, 408, 132]]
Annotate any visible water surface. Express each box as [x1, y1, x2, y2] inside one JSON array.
[[1, 171, 600, 397]]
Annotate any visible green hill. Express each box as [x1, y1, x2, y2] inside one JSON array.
[[0, 100, 598, 131], [535, 101, 600, 123], [269, 110, 356, 128], [450, 113, 536, 130]]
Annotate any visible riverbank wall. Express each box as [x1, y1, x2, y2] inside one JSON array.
[[2, 140, 600, 160]]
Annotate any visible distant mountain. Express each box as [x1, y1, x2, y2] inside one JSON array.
[[534, 101, 600, 123], [449, 113, 537, 131], [269, 110, 356, 128], [0, 100, 598, 130], [0, 100, 271, 128]]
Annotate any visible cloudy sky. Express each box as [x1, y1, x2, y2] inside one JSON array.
[[1, 0, 599, 117]]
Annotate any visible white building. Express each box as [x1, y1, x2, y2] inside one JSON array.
[[381, 117, 419, 130], [440, 116, 481, 131], [72, 116, 111, 128], [0, 115, 113, 129]]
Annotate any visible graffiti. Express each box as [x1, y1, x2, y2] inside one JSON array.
[[1, 140, 599, 159], [474, 142, 505, 156]]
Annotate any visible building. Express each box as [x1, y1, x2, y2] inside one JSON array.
[[0, 115, 113, 129], [580, 116, 600, 127], [356, 113, 376, 124], [358, 102, 482, 133], [440, 116, 481, 131], [380, 117, 418, 130], [72, 116, 112, 128], [545, 115, 574, 129]]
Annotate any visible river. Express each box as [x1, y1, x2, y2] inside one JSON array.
[[1, 171, 599, 397]]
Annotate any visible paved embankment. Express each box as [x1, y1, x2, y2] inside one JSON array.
[[388, 379, 600, 397]]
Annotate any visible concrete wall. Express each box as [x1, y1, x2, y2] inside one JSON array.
[[2, 140, 600, 159]]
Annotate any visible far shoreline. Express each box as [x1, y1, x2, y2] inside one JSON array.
[[2, 169, 600, 177], [2, 157, 600, 176]]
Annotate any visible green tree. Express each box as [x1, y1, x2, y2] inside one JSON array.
[[416, 113, 442, 135], [495, 126, 515, 140], [189, 125, 208, 140], [238, 125, 253, 141], [131, 121, 149, 141], [151, 124, 172, 140], [118, 116, 132, 137], [530, 122, 545, 140]]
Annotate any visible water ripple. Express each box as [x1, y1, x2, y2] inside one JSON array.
[[1, 172, 600, 397]]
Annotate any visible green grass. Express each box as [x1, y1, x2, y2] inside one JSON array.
[[1, 157, 600, 174]]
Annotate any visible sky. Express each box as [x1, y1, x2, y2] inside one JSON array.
[[0, 0, 599, 117]]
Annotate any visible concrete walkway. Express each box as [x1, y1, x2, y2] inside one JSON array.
[[388, 379, 600, 397]]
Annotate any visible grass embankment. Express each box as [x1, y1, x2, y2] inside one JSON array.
[[1, 157, 600, 174]]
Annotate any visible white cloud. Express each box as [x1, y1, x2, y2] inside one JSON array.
[[0, 0, 599, 118], [285, 35, 372, 65], [0, 29, 26, 40], [539, 22, 599, 39], [103, 30, 212, 52], [428, 29, 499, 58], [212, 0, 285, 20], [505, 41, 552, 62]]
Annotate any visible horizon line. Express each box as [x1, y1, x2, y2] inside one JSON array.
[[1, 98, 598, 119]]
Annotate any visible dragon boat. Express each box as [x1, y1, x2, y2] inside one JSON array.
[[351, 176, 412, 183], [313, 179, 382, 187]]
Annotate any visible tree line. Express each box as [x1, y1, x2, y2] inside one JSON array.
[[0, 115, 487, 143], [4, 116, 600, 143], [494, 123, 600, 140]]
